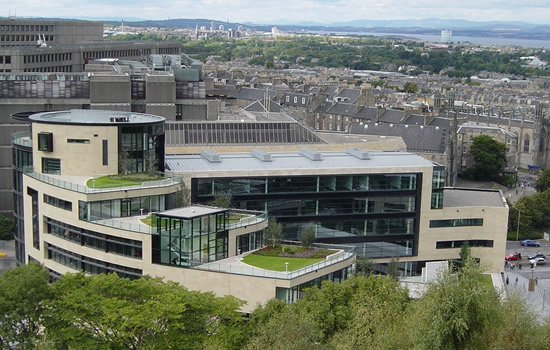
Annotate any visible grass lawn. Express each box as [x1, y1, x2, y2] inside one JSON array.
[[480, 274, 494, 289], [227, 213, 249, 224], [241, 254, 324, 271], [86, 174, 163, 189]]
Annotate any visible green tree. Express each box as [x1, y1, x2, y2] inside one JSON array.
[[355, 257, 374, 276], [265, 218, 283, 248], [43, 273, 245, 350], [0, 215, 14, 240], [411, 259, 502, 350], [175, 183, 192, 207], [402, 81, 418, 93], [459, 241, 471, 266], [535, 168, 550, 192], [209, 191, 232, 208], [300, 224, 316, 248], [464, 135, 506, 182], [0, 262, 52, 349]]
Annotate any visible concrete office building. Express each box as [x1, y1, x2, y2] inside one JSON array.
[[166, 148, 508, 275], [0, 18, 180, 73], [14, 109, 355, 311]]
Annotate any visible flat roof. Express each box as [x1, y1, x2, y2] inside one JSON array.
[[156, 205, 227, 219], [29, 109, 164, 125], [166, 150, 434, 173], [443, 188, 506, 208]]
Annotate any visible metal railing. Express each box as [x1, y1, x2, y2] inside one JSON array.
[[226, 209, 268, 230], [23, 167, 183, 194], [12, 131, 32, 148], [194, 247, 355, 280], [88, 218, 155, 234]]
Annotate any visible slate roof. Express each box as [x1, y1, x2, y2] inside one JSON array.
[[355, 106, 378, 121], [236, 87, 277, 101], [402, 114, 426, 126], [335, 88, 361, 103], [378, 109, 404, 123], [326, 103, 359, 117], [349, 122, 446, 153], [244, 100, 282, 113]]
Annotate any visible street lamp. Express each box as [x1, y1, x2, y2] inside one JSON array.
[[514, 207, 521, 243]]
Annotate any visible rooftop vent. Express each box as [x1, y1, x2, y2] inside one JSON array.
[[201, 149, 221, 163], [346, 147, 371, 160], [299, 148, 322, 161], [251, 148, 273, 162]]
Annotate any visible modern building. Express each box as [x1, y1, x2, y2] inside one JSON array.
[[0, 18, 180, 73], [14, 109, 355, 312], [441, 29, 452, 43], [166, 148, 508, 275]]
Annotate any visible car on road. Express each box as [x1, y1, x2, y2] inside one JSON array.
[[529, 257, 546, 265], [528, 253, 546, 260], [506, 253, 521, 261], [521, 240, 540, 247]]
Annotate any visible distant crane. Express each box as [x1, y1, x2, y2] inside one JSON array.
[[36, 34, 48, 48]]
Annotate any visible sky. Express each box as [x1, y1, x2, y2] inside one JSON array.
[[4, 0, 550, 25]]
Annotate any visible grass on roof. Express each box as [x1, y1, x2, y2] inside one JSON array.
[[86, 173, 164, 189], [241, 254, 324, 272]]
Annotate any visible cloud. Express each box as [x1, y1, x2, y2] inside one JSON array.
[[7, 0, 550, 24]]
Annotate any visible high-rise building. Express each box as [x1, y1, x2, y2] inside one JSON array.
[[441, 29, 452, 43]]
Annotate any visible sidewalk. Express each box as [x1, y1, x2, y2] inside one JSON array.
[[0, 240, 17, 274], [502, 268, 550, 321]]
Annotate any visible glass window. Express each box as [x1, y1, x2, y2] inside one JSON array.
[[430, 218, 483, 228], [38, 132, 53, 151], [42, 158, 60, 175]]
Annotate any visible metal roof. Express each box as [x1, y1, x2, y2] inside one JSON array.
[[166, 150, 433, 174], [29, 109, 164, 125]]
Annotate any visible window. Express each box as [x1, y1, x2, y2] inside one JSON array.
[[302, 97, 306, 104], [293, 97, 297, 103], [38, 132, 53, 151], [285, 96, 289, 102], [102, 140, 108, 166], [67, 139, 89, 144], [42, 158, 61, 175], [44, 194, 72, 211], [523, 137, 530, 152], [436, 240, 493, 249], [429, 218, 483, 228]]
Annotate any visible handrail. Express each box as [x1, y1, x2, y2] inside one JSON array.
[[193, 250, 355, 280], [23, 167, 183, 194]]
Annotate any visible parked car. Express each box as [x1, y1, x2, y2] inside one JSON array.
[[529, 257, 546, 265], [521, 240, 540, 247], [528, 253, 546, 260], [506, 253, 521, 261]]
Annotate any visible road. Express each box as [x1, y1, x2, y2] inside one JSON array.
[[504, 240, 550, 321]]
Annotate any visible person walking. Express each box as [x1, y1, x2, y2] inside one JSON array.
[[506, 276, 509, 285], [515, 276, 519, 286]]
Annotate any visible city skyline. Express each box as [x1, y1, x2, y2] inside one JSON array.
[[4, 0, 550, 26]]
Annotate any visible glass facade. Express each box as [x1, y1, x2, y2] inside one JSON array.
[[13, 142, 32, 264], [45, 217, 142, 259], [436, 240, 494, 249], [236, 230, 265, 255], [430, 218, 483, 228], [79, 195, 165, 221], [275, 265, 353, 304], [47, 243, 142, 279], [152, 211, 228, 267], [194, 173, 421, 259], [431, 166, 445, 209], [44, 194, 72, 211], [119, 123, 164, 174]]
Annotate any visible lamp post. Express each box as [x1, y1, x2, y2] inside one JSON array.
[[516, 209, 521, 242], [285, 262, 289, 272]]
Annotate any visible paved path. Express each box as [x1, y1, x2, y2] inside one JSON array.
[[0, 240, 17, 274], [502, 267, 550, 321]]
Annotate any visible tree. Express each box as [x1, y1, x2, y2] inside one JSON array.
[[299, 224, 316, 248], [175, 183, 192, 207], [0, 215, 14, 240], [386, 256, 400, 280], [411, 259, 502, 350], [402, 81, 418, 93], [355, 257, 374, 276], [0, 262, 52, 349], [43, 273, 246, 350], [535, 168, 550, 192], [459, 241, 471, 266], [118, 151, 132, 175], [464, 135, 506, 182], [265, 218, 283, 248], [209, 191, 232, 208]]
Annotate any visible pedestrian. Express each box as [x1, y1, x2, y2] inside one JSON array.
[[519, 253, 522, 260], [505, 260, 509, 268], [506, 276, 509, 285], [516, 188, 518, 194], [536, 277, 538, 285], [515, 277, 518, 285]]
